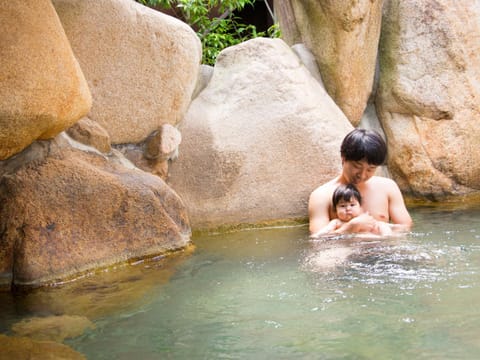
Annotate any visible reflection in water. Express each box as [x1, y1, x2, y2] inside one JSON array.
[[0, 246, 194, 332], [1, 206, 480, 359]]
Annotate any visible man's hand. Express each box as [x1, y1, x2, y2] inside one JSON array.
[[341, 212, 377, 234]]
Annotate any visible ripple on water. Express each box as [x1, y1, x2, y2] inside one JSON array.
[[303, 230, 478, 291], [4, 208, 480, 359]]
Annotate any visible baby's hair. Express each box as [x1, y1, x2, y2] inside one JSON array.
[[332, 184, 362, 208]]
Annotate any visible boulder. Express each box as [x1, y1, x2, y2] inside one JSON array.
[[168, 38, 353, 230], [144, 124, 181, 162], [66, 117, 111, 154], [116, 124, 182, 180], [0, 134, 191, 289], [277, 0, 384, 125], [53, 0, 202, 144], [377, 0, 480, 199], [0, 0, 92, 160]]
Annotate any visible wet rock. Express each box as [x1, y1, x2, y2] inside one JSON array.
[[0, 334, 85, 360], [12, 246, 194, 320]]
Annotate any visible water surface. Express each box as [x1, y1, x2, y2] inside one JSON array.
[[1, 206, 480, 359]]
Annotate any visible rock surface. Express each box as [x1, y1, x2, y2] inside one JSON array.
[[279, 0, 384, 125], [377, 0, 480, 199], [0, 135, 191, 288], [0, 0, 91, 160], [168, 38, 353, 230], [66, 117, 111, 154], [114, 124, 182, 180], [53, 0, 202, 144]]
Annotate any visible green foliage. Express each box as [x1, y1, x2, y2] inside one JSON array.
[[266, 22, 281, 38], [136, 0, 280, 65]]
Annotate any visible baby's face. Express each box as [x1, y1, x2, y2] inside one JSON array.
[[335, 197, 362, 222]]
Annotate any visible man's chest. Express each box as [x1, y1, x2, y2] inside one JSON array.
[[360, 189, 390, 222]]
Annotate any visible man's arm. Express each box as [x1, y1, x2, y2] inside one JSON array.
[[308, 187, 332, 234], [388, 180, 413, 231]]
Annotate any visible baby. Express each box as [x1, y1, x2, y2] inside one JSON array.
[[312, 183, 393, 238]]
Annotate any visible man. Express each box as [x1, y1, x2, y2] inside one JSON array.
[[308, 128, 412, 235]]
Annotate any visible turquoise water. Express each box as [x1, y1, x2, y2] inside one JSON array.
[[1, 206, 480, 359]]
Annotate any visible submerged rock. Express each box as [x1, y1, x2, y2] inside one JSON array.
[[12, 246, 194, 320], [11, 315, 95, 343], [0, 334, 85, 360]]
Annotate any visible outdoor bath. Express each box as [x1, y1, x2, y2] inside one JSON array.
[[3, 1, 480, 359], [1, 205, 479, 359]]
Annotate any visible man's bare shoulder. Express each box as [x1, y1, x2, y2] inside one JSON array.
[[368, 176, 399, 189], [365, 176, 404, 202], [309, 178, 340, 201]]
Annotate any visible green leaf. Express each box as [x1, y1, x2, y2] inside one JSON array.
[[136, 0, 280, 64]]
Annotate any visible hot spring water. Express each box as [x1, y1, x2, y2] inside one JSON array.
[[1, 206, 480, 359]]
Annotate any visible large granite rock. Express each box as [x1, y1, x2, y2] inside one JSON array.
[[168, 38, 353, 230], [0, 0, 92, 160], [53, 0, 202, 144], [278, 0, 384, 125], [0, 134, 191, 289], [377, 0, 480, 199]]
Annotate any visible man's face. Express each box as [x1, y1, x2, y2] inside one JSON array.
[[335, 197, 362, 222], [342, 158, 377, 185]]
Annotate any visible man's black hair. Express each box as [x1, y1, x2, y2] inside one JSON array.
[[340, 128, 387, 165], [332, 184, 362, 208]]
